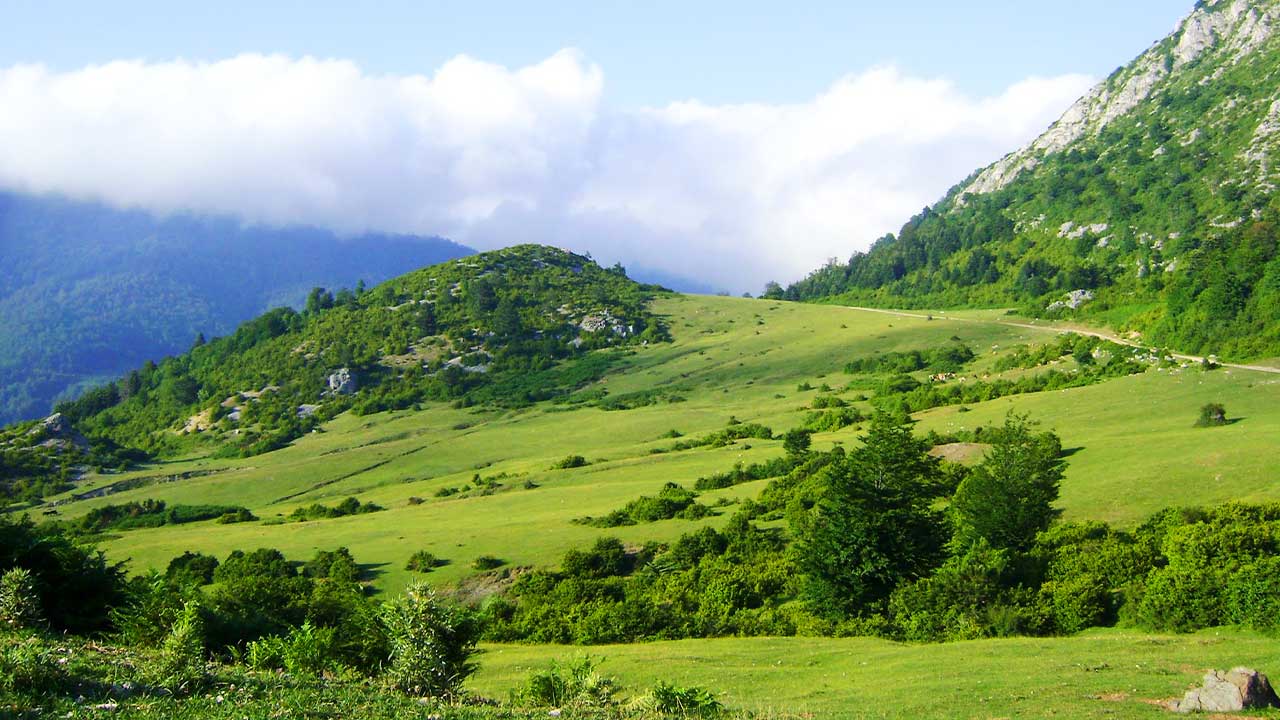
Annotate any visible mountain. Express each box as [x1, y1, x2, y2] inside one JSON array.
[[0, 191, 473, 425], [782, 0, 1280, 359]]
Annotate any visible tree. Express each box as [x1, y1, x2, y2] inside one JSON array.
[[1195, 402, 1228, 427], [782, 428, 812, 457], [792, 411, 947, 617], [950, 414, 1064, 554]]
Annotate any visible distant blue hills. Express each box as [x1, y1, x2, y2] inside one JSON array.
[[0, 191, 473, 424]]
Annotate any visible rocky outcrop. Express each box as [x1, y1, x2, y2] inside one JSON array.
[[1171, 667, 1280, 713], [964, 0, 1280, 199], [30, 413, 89, 451], [327, 368, 357, 395]]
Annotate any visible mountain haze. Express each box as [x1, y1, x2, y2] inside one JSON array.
[[0, 191, 473, 425], [785, 0, 1280, 359]]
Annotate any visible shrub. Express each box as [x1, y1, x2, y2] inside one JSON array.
[[552, 455, 589, 470], [562, 538, 630, 579], [381, 582, 479, 698], [113, 573, 199, 646], [472, 555, 506, 571], [151, 600, 206, 693], [632, 682, 724, 717], [406, 550, 444, 573], [246, 621, 337, 676], [517, 655, 618, 709], [216, 508, 258, 524], [1225, 557, 1280, 633], [1195, 402, 1228, 427], [166, 551, 220, 585], [0, 567, 43, 631]]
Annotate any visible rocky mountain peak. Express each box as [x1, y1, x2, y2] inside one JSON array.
[[963, 0, 1280, 198]]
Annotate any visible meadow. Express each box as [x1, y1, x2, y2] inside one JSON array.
[[21, 293, 1280, 717], [46, 294, 1280, 590]]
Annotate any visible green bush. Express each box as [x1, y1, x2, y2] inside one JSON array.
[[552, 454, 589, 470], [0, 567, 43, 631], [381, 582, 479, 698], [632, 682, 725, 717], [151, 600, 206, 694], [472, 555, 506, 571], [246, 621, 337, 676], [517, 655, 618, 709], [406, 550, 444, 573], [1195, 402, 1228, 427], [1225, 556, 1280, 633]]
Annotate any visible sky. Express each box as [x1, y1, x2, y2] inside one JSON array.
[[0, 1, 1192, 292]]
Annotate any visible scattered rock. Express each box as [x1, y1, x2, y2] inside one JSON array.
[[327, 368, 357, 395], [1171, 667, 1280, 713]]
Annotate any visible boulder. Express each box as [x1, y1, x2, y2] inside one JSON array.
[[327, 368, 357, 395], [1171, 667, 1280, 713]]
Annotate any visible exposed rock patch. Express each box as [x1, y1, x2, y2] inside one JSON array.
[[1170, 667, 1279, 713]]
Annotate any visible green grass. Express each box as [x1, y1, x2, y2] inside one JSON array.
[[472, 628, 1280, 719], [40, 294, 1280, 590]]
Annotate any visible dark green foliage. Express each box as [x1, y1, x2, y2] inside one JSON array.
[[845, 342, 975, 375], [692, 455, 796, 491], [552, 455, 589, 470], [0, 514, 125, 634], [782, 428, 812, 456], [950, 415, 1064, 553], [481, 517, 794, 644], [663, 423, 774, 452], [562, 538, 632, 579], [406, 550, 445, 573], [472, 556, 506, 571], [288, 497, 383, 522], [577, 483, 713, 527], [165, 552, 220, 585], [75, 499, 250, 533], [791, 411, 948, 617], [1195, 402, 1228, 427]]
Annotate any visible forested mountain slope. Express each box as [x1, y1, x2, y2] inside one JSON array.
[[783, 0, 1280, 359], [0, 191, 472, 424]]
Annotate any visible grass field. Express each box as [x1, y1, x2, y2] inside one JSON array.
[[42, 293, 1280, 591], [26, 293, 1280, 718], [471, 628, 1280, 719]]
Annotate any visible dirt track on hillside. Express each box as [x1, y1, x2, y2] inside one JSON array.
[[839, 305, 1280, 376]]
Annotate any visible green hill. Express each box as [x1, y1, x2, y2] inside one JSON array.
[[781, 0, 1280, 360]]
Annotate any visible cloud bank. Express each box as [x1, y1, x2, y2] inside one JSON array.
[[0, 52, 1092, 292]]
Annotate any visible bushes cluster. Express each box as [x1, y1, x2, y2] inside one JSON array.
[[845, 341, 976, 374], [576, 483, 713, 527], [75, 499, 252, 534], [288, 496, 383, 522]]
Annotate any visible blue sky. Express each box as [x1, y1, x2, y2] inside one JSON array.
[[0, 1, 1194, 290], [3, 0, 1190, 106]]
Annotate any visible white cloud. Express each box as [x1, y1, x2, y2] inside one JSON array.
[[0, 53, 1092, 292]]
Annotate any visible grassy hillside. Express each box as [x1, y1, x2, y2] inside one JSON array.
[[36, 293, 1280, 591], [473, 629, 1280, 719]]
